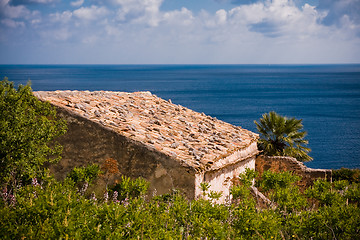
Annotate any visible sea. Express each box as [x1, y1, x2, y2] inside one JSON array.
[[1, 64, 359, 170]]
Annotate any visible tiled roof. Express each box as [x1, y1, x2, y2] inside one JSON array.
[[34, 90, 258, 170]]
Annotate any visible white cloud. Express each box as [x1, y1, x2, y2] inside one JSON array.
[[40, 27, 71, 41], [10, 0, 56, 3], [115, 0, 163, 26], [29, 0, 57, 3], [228, 3, 265, 24], [317, 0, 360, 25], [49, 10, 72, 23], [198, 9, 227, 29], [105, 25, 122, 37], [1, 18, 25, 27], [82, 35, 98, 44], [1, 0, 359, 64], [316, 0, 360, 38], [162, 7, 194, 26], [215, 9, 227, 25], [226, 0, 325, 38], [73, 5, 108, 21], [0, 0, 30, 19], [70, 0, 84, 7]]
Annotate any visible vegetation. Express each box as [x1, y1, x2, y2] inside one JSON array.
[[254, 111, 312, 162], [1, 79, 359, 239], [1, 168, 359, 239], [332, 168, 360, 183], [0, 78, 67, 192]]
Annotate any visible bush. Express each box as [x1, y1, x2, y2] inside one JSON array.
[[1, 169, 360, 239], [332, 168, 360, 183], [0, 78, 66, 191], [110, 175, 149, 201], [67, 164, 103, 185]]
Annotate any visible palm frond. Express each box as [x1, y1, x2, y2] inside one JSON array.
[[255, 111, 312, 162]]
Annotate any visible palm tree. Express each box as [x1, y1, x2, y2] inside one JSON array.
[[254, 111, 312, 162]]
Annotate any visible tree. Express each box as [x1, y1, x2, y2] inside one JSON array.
[[0, 78, 67, 190], [254, 111, 312, 162]]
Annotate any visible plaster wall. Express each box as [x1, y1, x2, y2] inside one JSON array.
[[195, 143, 257, 203]]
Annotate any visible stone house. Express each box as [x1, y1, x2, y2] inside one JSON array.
[[35, 90, 259, 202]]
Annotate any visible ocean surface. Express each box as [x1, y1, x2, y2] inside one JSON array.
[[1, 64, 360, 170]]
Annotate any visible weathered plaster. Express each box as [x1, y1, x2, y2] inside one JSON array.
[[195, 141, 259, 202]]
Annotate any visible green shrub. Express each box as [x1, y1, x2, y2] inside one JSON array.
[[257, 170, 301, 192], [0, 78, 67, 190], [230, 169, 257, 207], [110, 175, 149, 201], [306, 179, 345, 207], [67, 164, 102, 185], [333, 168, 360, 183], [1, 169, 360, 239]]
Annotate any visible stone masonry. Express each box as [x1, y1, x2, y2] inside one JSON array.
[[35, 90, 259, 202], [256, 155, 332, 190]]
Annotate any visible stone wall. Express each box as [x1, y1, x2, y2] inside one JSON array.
[[256, 155, 332, 189], [52, 106, 197, 198]]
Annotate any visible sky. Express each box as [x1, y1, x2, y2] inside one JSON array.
[[0, 0, 360, 64]]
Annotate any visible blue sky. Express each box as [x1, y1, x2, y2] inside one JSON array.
[[1, 0, 359, 64]]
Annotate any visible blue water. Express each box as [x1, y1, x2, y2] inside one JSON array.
[[1, 64, 360, 169]]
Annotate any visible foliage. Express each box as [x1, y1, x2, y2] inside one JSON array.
[[200, 182, 210, 196], [1, 78, 359, 239], [110, 175, 149, 201], [230, 169, 257, 207], [238, 168, 257, 188], [254, 111, 312, 162], [1, 169, 360, 239], [332, 168, 360, 183], [257, 170, 307, 212], [257, 170, 301, 192], [306, 180, 334, 205], [0, 78, 67, 190], [207, 190, 223, 201], [199, 181, 223, 202], [67, 164, 102, 185]]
